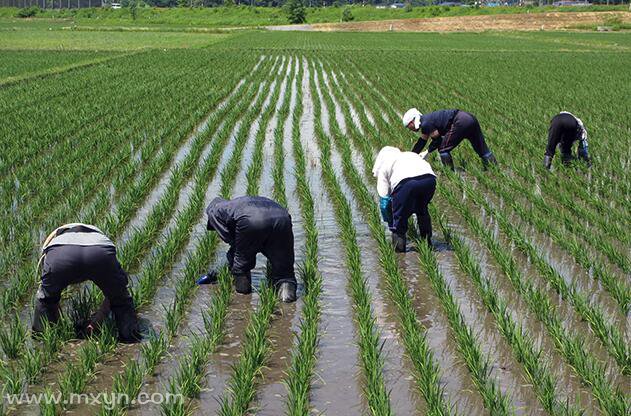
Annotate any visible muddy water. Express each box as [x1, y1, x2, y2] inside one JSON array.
[[126, 77, 275, 416], [446, 191, 612, 412], [434, 237, 544, 414], [294, 61, 365, 416], [473, 182, 629, 386], [193, 66, 294, 412], [329, 89, 529, 414], [256, 57, 310, 416], [340, 71, 379, 128], [438, 198, 603, 414], [232, 56, 286, 198], [258, 57, 292, 200], [499, 192, 626, 329]]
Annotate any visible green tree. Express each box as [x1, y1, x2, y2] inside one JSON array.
[[341, 6, 354, 21], [284, 0, 306, 24]]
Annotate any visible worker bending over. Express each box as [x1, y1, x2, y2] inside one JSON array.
[[373, 146, 436, 252], [199, 196, 297, 303], [544, 111, 591, 169], [403, 108, 497, 170], [32, 223, 141, 343]]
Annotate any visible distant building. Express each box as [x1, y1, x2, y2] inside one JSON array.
[[552, 0, 592, 5], [437, 1, 463, 5], [390, 3, 406, 8]]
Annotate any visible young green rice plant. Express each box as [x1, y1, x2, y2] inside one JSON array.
[[175, 334, 208, 399], [0, 313, 27, 359], [306, 58, 451, 415], [39, 387, 60, 416], [435, 200, 583, 416], [0, 361, 23, 395], [112, 360, 143, 409], [141, 331, 168, 375], [217, 282, 279, 416], [160, 378, 188, 416], [464, 166, 630, 376], [164, 300, 184, 339], [413, 231, 512, 415], [443, 172, 629, 415], [284, 58, 324, 416], [21, 348, 43, 384], [68, 286, 98, 337]]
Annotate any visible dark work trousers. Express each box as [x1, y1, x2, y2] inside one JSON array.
[[440, 111, 491, 158], [546, 113, 580, 160], [228, 216, 296, 287], [36, 245, 138, 339], [391, 174, 437, 242]]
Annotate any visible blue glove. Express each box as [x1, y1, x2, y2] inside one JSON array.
[[196, 271, 218, 285], [379, 197, 393, 226]]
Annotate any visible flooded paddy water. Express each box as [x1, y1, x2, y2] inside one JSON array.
[[8, 46, 629, 416]]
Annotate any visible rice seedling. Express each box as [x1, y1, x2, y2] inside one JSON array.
[[4, 32, 629, 416], [0, 361, 23, 395], [0, 313, 27, 359], [141, 332, 168, 375]]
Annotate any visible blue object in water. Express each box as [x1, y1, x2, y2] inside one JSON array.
[[196, 274, 217, 285]]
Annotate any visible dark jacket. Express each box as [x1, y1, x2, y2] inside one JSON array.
[[206, 196, 290, 245]]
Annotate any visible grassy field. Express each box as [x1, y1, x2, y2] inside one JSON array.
[[0, 27, 629, 416], [0, 4, 628, 28]]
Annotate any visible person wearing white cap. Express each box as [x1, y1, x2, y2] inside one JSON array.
[[372, 146, 436, 251], [402, 108, 497, 170]]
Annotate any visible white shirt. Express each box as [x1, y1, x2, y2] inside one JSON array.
[[372, 147, 435, 198]]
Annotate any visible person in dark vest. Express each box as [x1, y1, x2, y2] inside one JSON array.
[[32, 223, 141, 343], [198, 196, 297, 303], [373, 146, 437, 252], [544, 112, 591, 169], [403, 108, 497, 170]]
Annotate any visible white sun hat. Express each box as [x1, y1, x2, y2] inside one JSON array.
[[402, 108, 422, 130]]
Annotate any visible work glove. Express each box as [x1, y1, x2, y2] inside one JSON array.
[[197, 270, 218, 285], [577, 140, 591, 166], [379, 196, 393, 227]]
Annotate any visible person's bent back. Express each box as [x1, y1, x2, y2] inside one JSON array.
[[203, 196, 297, 302], [33, 223, 141, 343]]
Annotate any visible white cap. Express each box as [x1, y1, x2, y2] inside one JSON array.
[[402, 108, 422, 130]]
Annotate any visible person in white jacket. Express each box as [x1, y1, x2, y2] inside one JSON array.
[[372, 146, 437, 252]]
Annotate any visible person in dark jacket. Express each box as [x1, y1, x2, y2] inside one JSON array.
[[198, 196, 297, 303], [403, 108, 497, 170], [544, 112, 591, 169], [32, 223, 141, 343]]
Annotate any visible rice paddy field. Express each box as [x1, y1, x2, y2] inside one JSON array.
[[0, 29, 629, 416]]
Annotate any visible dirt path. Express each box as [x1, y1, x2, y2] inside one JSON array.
[[267, 11, 630, 32]]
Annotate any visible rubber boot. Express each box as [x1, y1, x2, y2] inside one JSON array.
[[392, 232, 406, 253], [32, 300, 60, 333], [543, 155, 553, 170], [112, 303, 142, 344], [418, 213, 433, 247], [481, 152, 498, 169], [234, 272, 252, 295], [439, 152, 455, 171], [278, 282, 297, 303], [560, 152, 574, 166]]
